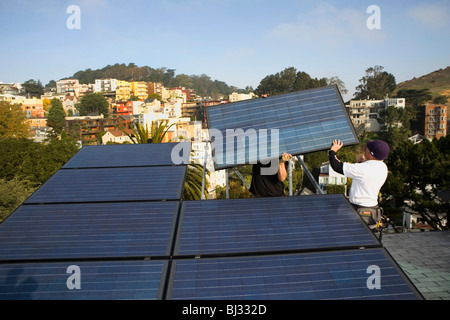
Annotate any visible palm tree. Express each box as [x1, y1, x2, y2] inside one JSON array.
[[119, 120, 209, 200], [122, 120, 175, 144]]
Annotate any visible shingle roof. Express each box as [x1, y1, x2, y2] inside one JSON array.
[[382, 231, 450, 300]]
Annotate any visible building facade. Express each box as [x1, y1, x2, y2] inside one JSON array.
[[347, 97, 405, 132], [424, 104, 447, 140]]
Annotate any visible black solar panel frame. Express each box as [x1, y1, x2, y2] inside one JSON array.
[[205, 85, 359, 170]]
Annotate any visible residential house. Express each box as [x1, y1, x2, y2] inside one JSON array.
[[318, 162, 347, 194], [94, 79, 118, 93], [56, 79, 81, 96], [102, 128, 134, 144], [131, 81, 148, 100], [19, 98, 45, 118], [347, 97, 405, 132], [115, 80, 132, 101], [424, 104, 447, 140], [229, 92, 255, 102], [65, 115, 126, 144], [116, 101, 134, 116]]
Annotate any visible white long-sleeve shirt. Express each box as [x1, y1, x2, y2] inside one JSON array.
[[343, 160, 388, 207]]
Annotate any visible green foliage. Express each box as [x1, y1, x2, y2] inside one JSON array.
[[382, 137, 450, 230], [255, 67, 328, 96], [0, 137, 79, 188], [0, 137, 79, 221], [215, 181, 252, 199], [432, 95, 448, 104], [0, 101, 30, 139], [397, 88, 433, 107], [0, 178, 36, 222], [354, 65, 396, 100], [183, 163, 210, 200], [47, 98, 66, 135], [378, 105, 411, 149], [78, 93, 109, 117], [325, 184, 346, 194], [122, 120, 176, 144], [71, 63, 237, 98], [22, 79, 44, 97]]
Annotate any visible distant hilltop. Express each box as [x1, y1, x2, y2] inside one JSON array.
[[395, 66, 450, 98]]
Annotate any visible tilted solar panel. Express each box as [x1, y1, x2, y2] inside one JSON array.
[[206, 86, 358, 170], [174, 194, 379, 257], [24, 166, 186, 204], [63, 142, 191, 169], [0, 201, 180, 261], [0, 260, 167, 300], [167, 249, 422, 300]]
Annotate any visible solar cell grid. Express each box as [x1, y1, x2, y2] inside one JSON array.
[[0, 201, 179, 260], [24, 166, 186, 204], [206, 86, 358, 170], [168, 249, 420, 300], [63, 142, 191, 169], [0, 260, 167, 300], [175, 195, 379, 257]]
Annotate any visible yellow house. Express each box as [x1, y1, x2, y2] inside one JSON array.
[[115, 80, 131, 101], [131, 82, 148, 100]]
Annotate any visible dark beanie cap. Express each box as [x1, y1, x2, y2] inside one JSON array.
[[367, 140, 390, 160]]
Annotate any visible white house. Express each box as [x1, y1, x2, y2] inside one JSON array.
[[318, 162, 347, 193]]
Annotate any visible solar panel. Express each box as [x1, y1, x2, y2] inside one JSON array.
[[174, 194, 379, 257], [24, 166, 186, 204], [0, 260, 167, 300], [206, 86, 358, 170], [63, 142, 191, 169], [167, 249, 421, 300], [0, 201, 179, 261]]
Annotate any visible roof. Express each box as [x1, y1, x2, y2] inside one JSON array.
[[382, 231, 450, 300]]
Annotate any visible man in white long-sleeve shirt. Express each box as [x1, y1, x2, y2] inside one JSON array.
[[328, 139, 390, 209]]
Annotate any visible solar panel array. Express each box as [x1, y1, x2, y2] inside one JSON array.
[[0, 133, 421, 300], [206, 85, 359, 170], [0, 143, 188, 300]]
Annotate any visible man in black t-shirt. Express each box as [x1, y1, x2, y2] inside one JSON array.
[[249, 153, 292, 197]]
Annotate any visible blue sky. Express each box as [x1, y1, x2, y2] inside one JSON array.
[[1, 0, 449, 100]]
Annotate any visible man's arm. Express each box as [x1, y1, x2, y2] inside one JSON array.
[[329, 139, 344, 175], [278, 153, 292, 182]]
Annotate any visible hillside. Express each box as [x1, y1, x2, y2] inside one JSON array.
[[67, 63, 250, 98], [394, 66, 450, 98]]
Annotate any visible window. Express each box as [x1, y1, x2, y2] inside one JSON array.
[[430, 109, 434, 115]]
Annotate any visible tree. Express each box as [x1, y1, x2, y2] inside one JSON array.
[[354, 66, 396, 100], [396, 88, 433, 134], [378, 105, 411, 149], [255, 67, 328, 96], [0, 177, 35, 222], [22, 79, 44, 97], [0, 101, 30, 139], [0, 137, 79, 187], [119, 121, 208, 200], [122, 120, 176, 144], [396, 88, 433, 108], [326, 76, 348, 95], [432, 95, 448, 104], [78, 93, 109, 117], [382, 138, 450, 230], [47, 98, 66, 135]]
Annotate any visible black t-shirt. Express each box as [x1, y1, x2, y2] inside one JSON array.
[[249, 162, 287, 197]]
